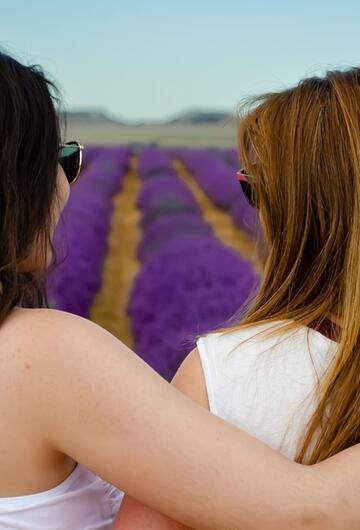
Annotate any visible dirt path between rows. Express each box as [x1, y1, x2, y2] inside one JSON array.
[[90, 156, 141, 348]]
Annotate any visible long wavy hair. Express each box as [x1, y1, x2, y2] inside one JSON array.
[[235, 67, 360, 464], [0, 51, 61, 320]]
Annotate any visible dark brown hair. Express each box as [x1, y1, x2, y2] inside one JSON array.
[[0, 51, 61, 321]]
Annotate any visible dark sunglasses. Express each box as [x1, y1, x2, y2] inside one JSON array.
[[236, 169, 257, 208], [59, 141, 83, 185]]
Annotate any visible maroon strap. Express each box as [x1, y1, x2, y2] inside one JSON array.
[[308, 318, 340, 342]]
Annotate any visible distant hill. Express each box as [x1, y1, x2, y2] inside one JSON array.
[[167, 110, 232, 125], [63, 110, 124, 125]]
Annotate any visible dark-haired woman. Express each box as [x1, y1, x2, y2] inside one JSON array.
[[0, 51, 359, 530]]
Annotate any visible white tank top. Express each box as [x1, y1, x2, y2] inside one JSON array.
[[0, 464, 123, 529], [197, 321, 338, 458]]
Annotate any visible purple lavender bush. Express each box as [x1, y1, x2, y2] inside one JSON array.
[[138, 213, 213, 262], [48, 210, 110, 315], [166, 147, 191, 160], [137, 174, 193, 210], [79, 146, 130, 193], [178, 148, 260, 238], [48, 146, 131, 317], [220, 147, 239, 168], [137, 175, 200, 228], [81, 145, 102, 167], [138, 147, 176, 179], [82, 145, 129, 169], [128, 235, 258, 380], [179, 149, 242, 210]]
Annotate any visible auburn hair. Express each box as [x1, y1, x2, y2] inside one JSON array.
[[235, 67, 360, 464]]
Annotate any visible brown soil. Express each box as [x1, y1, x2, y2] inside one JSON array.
[[90, 156, 142, 347]]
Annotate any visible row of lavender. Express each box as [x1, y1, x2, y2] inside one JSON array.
[[172, 147, 258, 238], [48, 146, 130, 316], [128, 148, 258, 381]]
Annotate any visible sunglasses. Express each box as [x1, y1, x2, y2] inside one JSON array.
[[236, 169, 257, 208], [59, 141, 83, 185]]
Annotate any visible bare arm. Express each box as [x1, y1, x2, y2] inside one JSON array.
[[116, 351, 206, 530], [115, 350, 357, 530], [23, 309, 358, 530]]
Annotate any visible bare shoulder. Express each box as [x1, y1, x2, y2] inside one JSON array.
[[172, 349, 210, 409], [1, 308, 152, 452], [5, 307, 129, 355], [5, 306, 92, 335], [7, 306, 105, 337], [1, 307, 133, 392]]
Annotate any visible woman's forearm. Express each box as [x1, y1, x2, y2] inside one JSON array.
[[115, 401, 336, 530], [118, 417, 350, 530], [115, 347, 354, 530], [312, 447, 360, 530], [41, 313, 354, 530], [110, 380, 335, 530]]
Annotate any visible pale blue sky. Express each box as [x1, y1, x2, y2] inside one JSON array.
[[0, 0, 359, 120]]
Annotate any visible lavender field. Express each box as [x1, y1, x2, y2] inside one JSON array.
[[49, 145, 260, 380]]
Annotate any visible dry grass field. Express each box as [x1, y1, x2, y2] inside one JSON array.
[[63, 120, 238, 148]]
